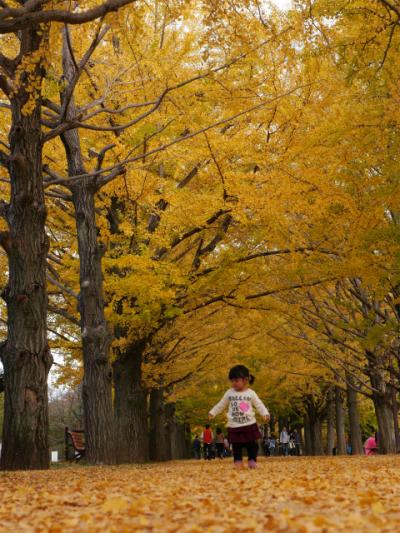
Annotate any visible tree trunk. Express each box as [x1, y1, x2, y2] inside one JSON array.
[[303, 415, 312, 456], [60, 29, 115, 464], [184, 423, 192, 458], [335, 386, 347, 455], [326, 388, 335, 456], [149, 388, 169, 461], [390, 382, 400, 452], [170, 419, 180, 460], [305, 403, 324, 456], [368, 359, 396, 454], [346, 378, 363, 455], [113, 342, 149, 463], [310, 417, 324, 455], [373, 392, 397, 454], [0, 27, 52, 470], [170, 421, 187, 459], [164, 403, 174, 460], [72, 184, 115, 464]]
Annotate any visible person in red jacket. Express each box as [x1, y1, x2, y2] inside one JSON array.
[[202, 424, 214, 460]]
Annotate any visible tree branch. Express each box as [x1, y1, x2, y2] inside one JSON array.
[[0, 0, 137, 34]]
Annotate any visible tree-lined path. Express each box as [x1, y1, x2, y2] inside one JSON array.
[[1, 0, 400, 528]]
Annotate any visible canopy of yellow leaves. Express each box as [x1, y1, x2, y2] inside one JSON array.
[[0, 457, 399, 532]]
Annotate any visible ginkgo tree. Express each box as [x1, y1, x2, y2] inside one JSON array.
[[2, 0, 400, 470], [43, 0, 317, 464], [0, 0, 139, 471]]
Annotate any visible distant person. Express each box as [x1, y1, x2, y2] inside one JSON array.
[[293, 429, 302, 456], [288, 431, 296, 456], [215, 428, 225, 459], [280, 427, 290, 456], [202, 424, 214, 460], [269, 434, 276, 456], [224, 436, 230, 457], [364, 433, 378, 456], [193, 435, 201, 459], [208, 364, 270, 469], [263, 435, 271, 457], [346, 436, 352, 455]]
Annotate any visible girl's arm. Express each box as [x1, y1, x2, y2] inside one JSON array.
[[252, 391, 270, 418], [209, 391, 230, 418]]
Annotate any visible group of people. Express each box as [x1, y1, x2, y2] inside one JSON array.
[[192, 426, 230, 460], [194, 427, 381, 459], [262, 427, 302, 456], [193, 424, 303, 460]]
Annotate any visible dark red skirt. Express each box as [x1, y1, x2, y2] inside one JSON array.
[[228, 423, 262, 443]]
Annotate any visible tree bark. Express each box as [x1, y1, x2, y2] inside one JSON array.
[[113, 341, 149, 463], [335, 386, 347, 455], [326, 388, 335, 456], [310, 417, 324, 455], [0, 27, 52, 470], [164, 403, 175, 459], [305, 402, 324, 456], [170, 420, 187, 459], [149, 388, 170, 461], [368, 358, 396, 454], [72, 184, 115, 464], [60, 29, 114, 464], [346, 377, 363, 455], [303, 415, 312, 456], [372, 391, 397, 454], [390, 381, 400, 451]]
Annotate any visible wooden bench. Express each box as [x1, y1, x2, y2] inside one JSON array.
[[65, 427, 85, 461]]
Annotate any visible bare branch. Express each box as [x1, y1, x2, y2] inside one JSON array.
[[0, 0, 137, 34]]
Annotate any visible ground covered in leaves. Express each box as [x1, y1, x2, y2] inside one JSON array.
[[1, 456, 400, 532]]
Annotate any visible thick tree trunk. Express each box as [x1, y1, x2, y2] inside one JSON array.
[[164, 403, 174, 460], [310, 417, 324, 455], [390, 382, 400, 451], [305, 402, 324, 456], [184, 423, 192, 458], [368, 360, 396, 454], [0, 28, 52, 470], [113, 342, 149, 463], [373, 392, 397, 454], [170, 421, 187, 459], [303, 415, 312, 456], [149, 388, 170, 461], [72, 184, 115, 464], [335, 386, 347, 455], [60, 30, 114, 464], [346, 378, 363, 455], [326, 388, 335, 456]]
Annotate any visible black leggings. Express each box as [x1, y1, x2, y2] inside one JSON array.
[[232, 441, 258, 462], [203, 443, 212, 459]]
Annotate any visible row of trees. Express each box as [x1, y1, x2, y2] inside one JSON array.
[[1, 0, 400, 468], [170, 0, 400, 455]]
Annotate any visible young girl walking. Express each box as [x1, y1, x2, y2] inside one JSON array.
[[208, 365, 270, 469]]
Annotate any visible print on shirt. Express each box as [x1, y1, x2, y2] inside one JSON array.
[[229, 395, 253, 425]]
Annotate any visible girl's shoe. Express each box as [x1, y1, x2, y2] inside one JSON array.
[[234, 461, 244, 469], [248, 459, 257, 469]]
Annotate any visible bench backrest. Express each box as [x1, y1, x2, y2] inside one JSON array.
[[68, 430, 85, 451]]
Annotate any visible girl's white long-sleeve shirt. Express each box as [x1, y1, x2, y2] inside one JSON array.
[[209, 388, 269, 428]]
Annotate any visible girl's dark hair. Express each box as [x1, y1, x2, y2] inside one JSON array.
[[228, 365, 255, 384]]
